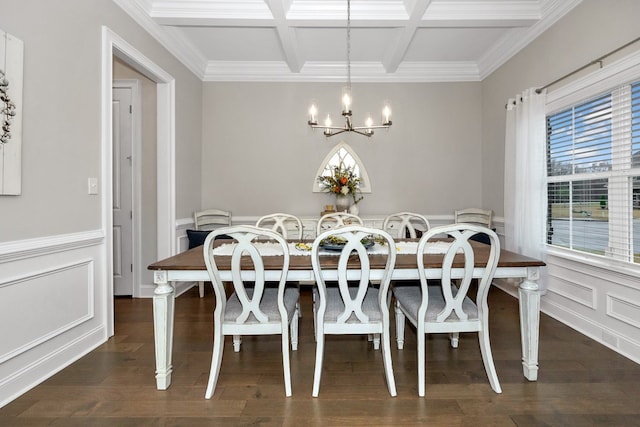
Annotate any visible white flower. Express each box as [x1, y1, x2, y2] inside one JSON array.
[[340, 186, 349, 195]]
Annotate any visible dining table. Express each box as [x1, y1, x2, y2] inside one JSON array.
[[148, 238, 546, 391]]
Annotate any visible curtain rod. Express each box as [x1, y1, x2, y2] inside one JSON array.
[[535, 36, 640, 94]]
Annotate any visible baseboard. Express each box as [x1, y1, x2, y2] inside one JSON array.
[[0, 325, 106, 408], [493, 280, 640, 365]]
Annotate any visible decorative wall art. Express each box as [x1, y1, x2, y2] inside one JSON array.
[[0, 28, 23, 195]]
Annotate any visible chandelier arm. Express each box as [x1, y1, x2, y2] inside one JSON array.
[[351, 124, 392, 130], [309, 124, 349, 131]]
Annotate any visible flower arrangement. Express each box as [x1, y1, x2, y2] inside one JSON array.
[[317, 162, 364, 205]]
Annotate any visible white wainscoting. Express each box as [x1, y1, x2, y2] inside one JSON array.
[[0, 230, 107, 408], [495, 248, 640, 365]]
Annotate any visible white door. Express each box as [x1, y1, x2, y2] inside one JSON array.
[[112, 87, 134, 296]]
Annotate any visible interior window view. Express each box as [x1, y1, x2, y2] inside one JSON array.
[[2, 1, 640, 425]]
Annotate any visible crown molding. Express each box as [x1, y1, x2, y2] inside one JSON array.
[[423, 0, 540, 25], [112, 0, 208, 79], [150, 0, 273, 22], [202, 60, 480, 82], [477, 0, 583, 79]]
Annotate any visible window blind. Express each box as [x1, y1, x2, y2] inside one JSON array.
[[547, 80, 639, 262]]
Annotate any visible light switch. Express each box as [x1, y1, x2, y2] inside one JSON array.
[[88, 177, 98, 195]]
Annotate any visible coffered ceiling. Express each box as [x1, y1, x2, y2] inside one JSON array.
[[113, 0, 582, 82]]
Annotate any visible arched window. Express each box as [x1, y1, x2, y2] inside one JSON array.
[[312, 142, 371, 193]]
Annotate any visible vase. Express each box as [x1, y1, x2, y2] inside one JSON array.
[[335, 194, 350, 212], [349, 204, 359, 215]]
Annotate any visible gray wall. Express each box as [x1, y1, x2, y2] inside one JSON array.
[[481, 0, 640, 217], [201, 81, 483, 218], [0, 0, 203, 243]]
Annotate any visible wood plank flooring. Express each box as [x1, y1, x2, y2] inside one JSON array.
[[2, 286, 640, 426]]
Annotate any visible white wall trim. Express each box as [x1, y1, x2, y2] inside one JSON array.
[[542, 295, 640, 365], [0, 260, 95, 364], [0, 325, 105, 409], [0, 230, 104, 263]]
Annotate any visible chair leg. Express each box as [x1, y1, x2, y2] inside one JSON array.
[[198, 281, 205, 298], [205, 325, 224, 399], [478, 329, 502, 393], [395, 301, 405, 350], [450, 332, 459, 348], [291, 309, 299, 351], [417, 332, 426, 397], [312, 332, 325, 397], [372, 333, 380, 350], [233, 335, 242, 352], [281, 327, 292, 397], [381, 328, 397, 397], [312, 290, 318, 341]]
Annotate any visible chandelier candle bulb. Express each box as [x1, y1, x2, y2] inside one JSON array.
[[308, 102, 318, 124], [382, 102, 392, 125], [342, 87, 352, 114]]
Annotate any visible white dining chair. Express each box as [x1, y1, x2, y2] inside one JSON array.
[[256, 213, 303, 240], [393, 223, 501, 396], [256, 213, 304, 317], [310, 225, 397, 397], [382, 212, 431, 239], [203, 225, 299, 398], [316, 212, 363, 235], [193, 208, 232, 297], [454, 208, 493, 228]]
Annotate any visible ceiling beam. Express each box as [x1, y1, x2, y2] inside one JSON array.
[[265, 0, 302, 72], [383, 0, 432, 73]]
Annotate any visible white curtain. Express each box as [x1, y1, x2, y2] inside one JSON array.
[[504, 88, 547, 291]]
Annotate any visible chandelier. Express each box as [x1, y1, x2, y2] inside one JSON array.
[[307, 0, 392, 137]]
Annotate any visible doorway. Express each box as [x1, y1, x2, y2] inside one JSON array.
[[102, 27, 176, 336]]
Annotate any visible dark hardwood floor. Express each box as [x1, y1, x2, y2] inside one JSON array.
[[2, 286, 640, 426]]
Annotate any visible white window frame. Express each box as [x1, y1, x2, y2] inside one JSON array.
[[546, 48, 640, 264], [312, 141, 372, 193]]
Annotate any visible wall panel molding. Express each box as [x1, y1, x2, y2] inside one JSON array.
[[0, 260, 94, 363], [0, 230, 107, 408], [607, 293, 640, 329], [0, 230, 104, 263]]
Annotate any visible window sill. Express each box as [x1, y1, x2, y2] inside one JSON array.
[[546, 245, 640, 279]]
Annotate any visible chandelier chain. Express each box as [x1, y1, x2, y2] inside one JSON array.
[[347, 0, 351, 90]]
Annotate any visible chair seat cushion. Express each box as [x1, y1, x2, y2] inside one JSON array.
[[314, 286, 381, 322], [394, 285, 478, 321], [225, 287, 299, 323]]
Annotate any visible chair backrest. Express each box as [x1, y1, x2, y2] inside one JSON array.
[[203, 225, 290, 325], [417, 223, 499, 324], [255, 213, 303, 240], [454, 208, 493, 228], [316, 212, 363, 235], [194, 209, 231, 231], [311, 225, 396, 325], [382, 212, 431, 239]]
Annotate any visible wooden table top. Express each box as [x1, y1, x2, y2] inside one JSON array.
[[148, 239, 545, 272]]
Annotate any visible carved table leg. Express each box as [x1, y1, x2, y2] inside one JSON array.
[[518, 267, 541, 381], [153, 270, 175, 390]]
